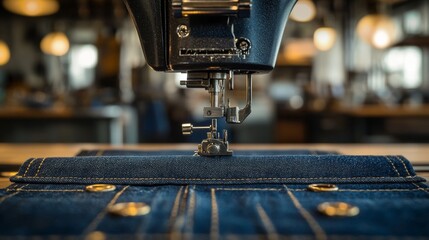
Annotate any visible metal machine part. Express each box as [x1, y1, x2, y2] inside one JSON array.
[[123, 0, 297, 156], [181, 71, 252, 156]]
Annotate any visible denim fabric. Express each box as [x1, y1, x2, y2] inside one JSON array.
[[1, 151, 429, 239]]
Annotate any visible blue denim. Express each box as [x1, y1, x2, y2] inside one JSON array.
[[1, 151, 429, 239]]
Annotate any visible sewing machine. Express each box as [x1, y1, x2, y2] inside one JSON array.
[[123, 0, 296, 156]]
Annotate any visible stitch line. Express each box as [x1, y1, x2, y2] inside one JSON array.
[[394, 156, 412, 177], [7, 189, 85, 192], [215, 188, 424, 192], [284, 185, 327, 240], [136, 187, 162, 239], [83, 185, 130, 235], [256, 203, 279, 240], [22, 158, 37, 177], [171, 185, 189, 239], [385, 156, 401, 177], [210, 188, 219, 240], [185, 186, 196, 240], [0, 184, 28, 205], [168, 186, 184, 239], [14, 175, 421, 181], [411, 182, 429, 195], [96, 150, 104, 156], [34, 158, 47, 177]]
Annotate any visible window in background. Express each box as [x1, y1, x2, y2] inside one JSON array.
[[68, 44, 98, 90], [384, 47, 422, 89]]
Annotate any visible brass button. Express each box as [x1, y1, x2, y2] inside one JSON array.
[[108, 202, 151, 217], [318, 202, 360, 217], [85, 231, 106, 240], [85, 184, 116, 192], [308, 184, 339, 192]]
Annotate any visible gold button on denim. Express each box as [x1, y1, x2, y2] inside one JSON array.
[[85, 231, 106, 240], [307, 184, 338, 192], [108, 202, 151, 217], [318, 202, 360, 217], [85, 184, 116, 192]]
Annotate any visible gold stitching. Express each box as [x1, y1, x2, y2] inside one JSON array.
[[13, 175, 421, 181], [385, 156, 401, 177], [34, 158, 47, 177], [170, 185, 189, 239], [394, 156, 412, 177], [168, 186, 184, 239], [7, 189, 85, 192], [215, 188, 423, 192], [210, 188, 219, 240], [411, 183, 429, 195], [22, 158, 37, 177], [284, 185, 327, 240], [256, 203, 279, 240], [0, 184, 28, 204], [83, 185, 130, 234], [185, 186, 196, 240], [96, 150, 104, 156]]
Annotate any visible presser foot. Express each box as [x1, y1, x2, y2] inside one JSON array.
[[182, 119, 233, 157]]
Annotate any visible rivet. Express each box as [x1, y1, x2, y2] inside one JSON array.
[[85, 231, 106, 240], [108, 202, 151, 217], [85, 184, 116, 192], [307, 184, 339, 192], [318, 202, 360, 217]]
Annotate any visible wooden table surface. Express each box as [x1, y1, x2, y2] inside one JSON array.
[[1, 144, 428, 188]]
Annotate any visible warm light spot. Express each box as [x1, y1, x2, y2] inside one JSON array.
[[41, 32, 70, 56], [290, 0, 317, 23], [314, 27, 337, 51], [0, 41, 11, 66], [3, 0, 59, 17], [356, 14, 398, 49]]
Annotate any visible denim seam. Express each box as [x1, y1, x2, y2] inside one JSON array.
[[83, 185, 130, 235], [168, 186, 184, 238], [96, 150, 104, 156], [6, 189, 85, 192], [215, 188, 424, 192], [13, 176, 419, 181], [175, 185, 190, 236], [210, 188, 219, 240], [256, 203, 279, 240], [22, 158, 37, 177], [185, 186, 196, 240], [284, 185, 327, 240], [411, 183, 429, 195], [0, 184, 28, 205], [394, 156, 412, 177], [34, 158, 47, 177], [385, 156, 401, 177]]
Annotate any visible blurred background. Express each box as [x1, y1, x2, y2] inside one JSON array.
[[0, 0, 428, 144]]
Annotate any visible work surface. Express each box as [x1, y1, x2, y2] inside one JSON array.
[[1, 143, 429, 165]]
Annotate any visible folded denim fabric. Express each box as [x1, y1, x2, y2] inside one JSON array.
[[11, 155, 424, 185], [1, 151, 429, 238]]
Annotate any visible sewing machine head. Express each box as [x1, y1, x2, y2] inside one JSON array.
[[123, 0, 297, 156]]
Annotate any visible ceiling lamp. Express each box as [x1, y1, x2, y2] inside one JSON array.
[[0, 41, 11, 66], [313, 27, 337, 51], [290, 0, 317, 23], [41, 32, 70, 57], [356, 14, 398, 49], [3, 0, 59, 17]]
